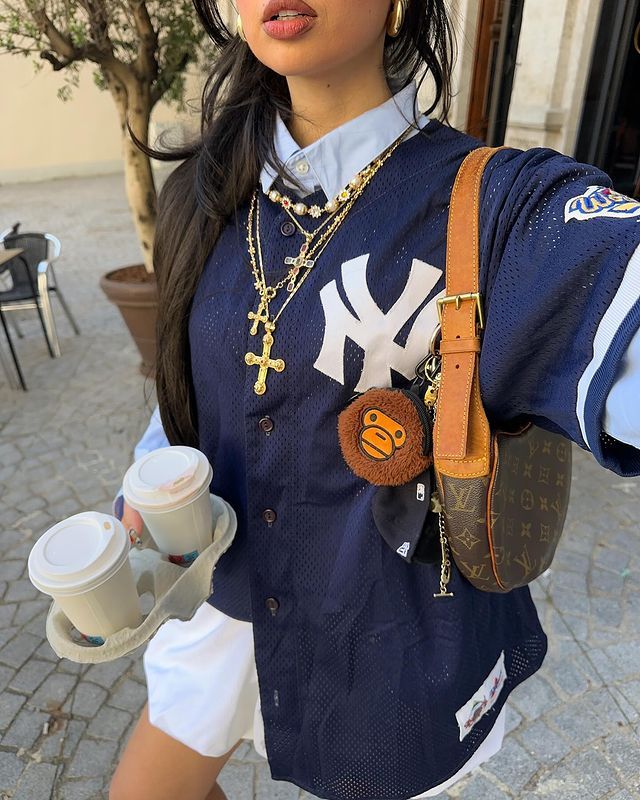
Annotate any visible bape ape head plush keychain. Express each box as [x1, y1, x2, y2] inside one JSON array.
[[337, 386, 432, 486], [337, 360, 442, 565]]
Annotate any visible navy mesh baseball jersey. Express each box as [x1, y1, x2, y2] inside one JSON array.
[[184, 119, 640, 799]]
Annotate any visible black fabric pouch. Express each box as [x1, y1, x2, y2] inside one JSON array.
[[371, 466, 441, 564]]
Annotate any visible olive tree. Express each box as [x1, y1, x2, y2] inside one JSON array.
[[0, 1, 213, 272]]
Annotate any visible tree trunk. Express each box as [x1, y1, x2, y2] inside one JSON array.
[[123, 141, 157, 274], [124, 86, 157, 274], [108, 75, 158, 274]]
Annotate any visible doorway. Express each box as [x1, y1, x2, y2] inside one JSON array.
[[466, 0, 525, 145]]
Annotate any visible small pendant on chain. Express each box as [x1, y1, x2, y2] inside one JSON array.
[[248, 299, 270, 336], [284, 251, 315, 293]]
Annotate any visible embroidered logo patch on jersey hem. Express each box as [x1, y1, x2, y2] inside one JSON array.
[[564, 186, 640, 222], [455, 650, 506, 741]]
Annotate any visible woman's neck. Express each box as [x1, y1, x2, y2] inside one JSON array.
[[285, 67, 392, 148]]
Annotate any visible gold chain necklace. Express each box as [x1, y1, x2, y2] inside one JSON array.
[[245, 124, 413, 396]]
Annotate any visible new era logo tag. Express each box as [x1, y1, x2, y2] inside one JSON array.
[[396, 541, 411, 558]]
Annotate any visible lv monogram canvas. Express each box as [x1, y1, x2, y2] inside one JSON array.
[[437, 425, 572, 592]]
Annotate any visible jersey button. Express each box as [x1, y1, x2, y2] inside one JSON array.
[[265, 597, 280, 615], [280, 221, 296, 237], [259, 416, 274, 434], [262, 508, 277, 525]]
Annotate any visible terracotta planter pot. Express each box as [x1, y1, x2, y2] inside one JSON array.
[[99, 264, 158, 377]]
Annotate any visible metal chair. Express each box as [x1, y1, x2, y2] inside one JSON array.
[[0, 306, 27, 390], [0, 222, 80, 358]]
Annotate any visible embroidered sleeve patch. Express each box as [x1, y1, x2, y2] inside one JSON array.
[[455, 651, 507, 741], [564, 186, 640, 222]]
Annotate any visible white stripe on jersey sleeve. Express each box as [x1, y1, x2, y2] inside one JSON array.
[[577, 242, 640, 450]]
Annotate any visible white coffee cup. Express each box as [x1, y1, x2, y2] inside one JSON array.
[[28, 512, 142, 644], [122, 446, 214, 565]]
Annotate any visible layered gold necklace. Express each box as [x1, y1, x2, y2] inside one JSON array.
[[244, 123, 413, 396]]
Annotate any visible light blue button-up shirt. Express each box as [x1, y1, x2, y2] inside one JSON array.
[[131, 81, 639, 467], [260, 81, 430, 202]]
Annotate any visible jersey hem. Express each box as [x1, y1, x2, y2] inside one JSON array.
[[266, 632, 548, 800]]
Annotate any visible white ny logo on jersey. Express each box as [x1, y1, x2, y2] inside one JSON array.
[[314, 254, 444, 392]]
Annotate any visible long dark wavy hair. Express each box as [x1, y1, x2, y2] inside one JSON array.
[[131, 0, 456, 448]]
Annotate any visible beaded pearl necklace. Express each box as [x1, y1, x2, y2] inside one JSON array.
[[266, 169, 367, 219]]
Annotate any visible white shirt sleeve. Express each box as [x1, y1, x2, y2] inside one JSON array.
[[133, 403, 170, 460], [603, 327, 640, 448], [113, 404, 170, 508]]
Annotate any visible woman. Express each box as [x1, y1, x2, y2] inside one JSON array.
[[109, 1, 640, 799]]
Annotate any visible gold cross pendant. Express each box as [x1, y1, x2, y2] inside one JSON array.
[[245, 323, 285, 395], [248, 298, 269, 335]]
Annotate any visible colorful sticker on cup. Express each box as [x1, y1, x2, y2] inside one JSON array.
[[81, 632, 105, 646], [168, 550, 199, 567]]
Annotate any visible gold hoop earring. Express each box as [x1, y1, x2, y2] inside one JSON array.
[[386, 0, 407, 38], [237, 15, 247, 42]]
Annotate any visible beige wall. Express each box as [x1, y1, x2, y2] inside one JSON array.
[[0, 55, 205, 184]]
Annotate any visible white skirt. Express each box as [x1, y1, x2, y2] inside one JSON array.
[[143, 601, 506, 797]]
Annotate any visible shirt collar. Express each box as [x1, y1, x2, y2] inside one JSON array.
[[259, 81, 429, 201]]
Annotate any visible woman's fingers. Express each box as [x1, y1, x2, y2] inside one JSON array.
[[113, 494, 144, 544], [122, 503, 144, 542]]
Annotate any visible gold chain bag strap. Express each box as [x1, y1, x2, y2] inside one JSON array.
[[433, 146, 572, 593]]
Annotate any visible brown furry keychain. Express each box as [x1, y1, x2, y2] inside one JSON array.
[[337, 387, 432, 486]]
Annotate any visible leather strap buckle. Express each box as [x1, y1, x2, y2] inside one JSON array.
[[436, 292, 484, 330]]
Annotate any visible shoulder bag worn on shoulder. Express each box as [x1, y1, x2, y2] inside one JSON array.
[[432, 146, 572, 593]]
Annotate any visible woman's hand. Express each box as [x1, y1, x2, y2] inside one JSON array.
[[113, 494, 144, 545]]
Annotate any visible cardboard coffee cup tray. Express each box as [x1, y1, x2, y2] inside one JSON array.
[[45, 494, 237, 664]]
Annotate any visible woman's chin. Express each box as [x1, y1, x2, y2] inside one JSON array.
[[257, 51, 333, 80]]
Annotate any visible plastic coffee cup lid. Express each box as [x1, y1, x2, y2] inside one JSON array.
[[122, 446, 213, 513], [28, 512, 130, 597]]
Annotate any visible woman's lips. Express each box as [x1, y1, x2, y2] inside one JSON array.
[[263, 14, 316, 39]]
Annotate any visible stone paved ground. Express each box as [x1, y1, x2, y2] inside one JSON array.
[[0, 173, 639, 800]]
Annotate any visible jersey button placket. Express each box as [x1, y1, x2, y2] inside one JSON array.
[[259, 415, 275, 434], [265, 597, 280, 616], [262, 508, 277, 526]]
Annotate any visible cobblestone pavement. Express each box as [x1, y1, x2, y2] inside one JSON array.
[[0, 173, 639, 800]]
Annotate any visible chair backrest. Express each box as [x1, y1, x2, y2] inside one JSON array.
[[1, 232, 50, 295]]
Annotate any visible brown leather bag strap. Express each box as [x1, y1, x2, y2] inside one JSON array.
[[433, 146, 506, 478]]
